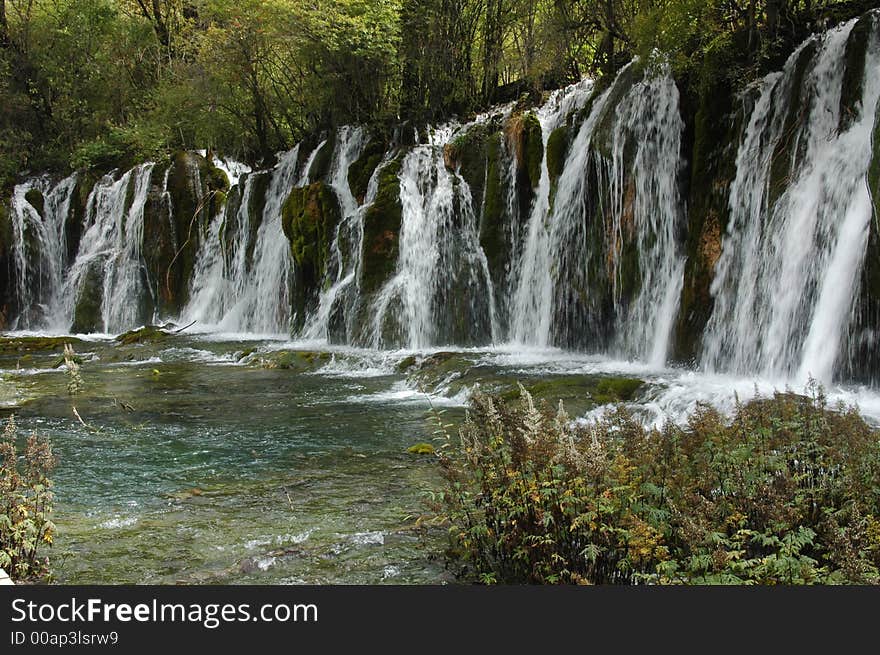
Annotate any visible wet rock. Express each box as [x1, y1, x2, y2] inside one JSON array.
[[348, 136, 387, 204], [360, 157, 404, 297], [282, 182, 342, 331], [114, 325, 172, 345]]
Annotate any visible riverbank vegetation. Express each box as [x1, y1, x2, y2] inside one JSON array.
[[0, 0, 873, 186], [435, 385, 880, 584], [0, 415, 56, 582]]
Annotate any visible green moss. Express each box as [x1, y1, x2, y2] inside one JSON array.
[[396, 355, 417, 372], [115, 325, 172, 345], [348, 137, 386, 203], [444, 123, 493, 200], [71, 262, 104, 333], [282, 182, 341, 288], [24, 188, 44, 217], [546, 126, 568, 185], [407, 443, 435, 455], [207, 164, 230, 194], [257, 349, 331, 370], [522, 112, 543, 189], [594, 377, 644, 402], [361, 156, 404, 296]]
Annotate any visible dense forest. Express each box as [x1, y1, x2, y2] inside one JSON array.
[[0, 0, 872, 186]]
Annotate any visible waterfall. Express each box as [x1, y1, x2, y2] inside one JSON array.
[[182, 146, 302, 334], [510, 62, 684, 366], [605, 64, 685, 366], [301, 127, 369, 341], [702, 16, 880, 384], [509, 80, 594, 345], [182, 172, 261, 328], [369, 124, 497, 348], [3, 10, 879, 391], [10, 174, 77, 329], [61, 164, 155, 333]]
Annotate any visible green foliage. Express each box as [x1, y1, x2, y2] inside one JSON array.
[[0, 415, 56, 582], [436, 384, 880, 584]]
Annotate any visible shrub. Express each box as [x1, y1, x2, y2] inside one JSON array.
[[435, 384, 880, 584], [0, 415, 56, 582]]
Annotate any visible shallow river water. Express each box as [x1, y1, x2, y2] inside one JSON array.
[[3, 331, 880, 584]]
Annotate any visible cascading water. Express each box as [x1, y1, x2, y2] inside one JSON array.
[[3, 11, 878, 401], [61, 164, 155, 332], [182, 146, 302, 334], [510, 63, 684, 367], [370, 124, 497, 348], [702, 15, 880, 384], [301, 127, 368, 341], [604, 64, 685, 366], [509, 80, 594, 345], [9, 174, 77, 329]]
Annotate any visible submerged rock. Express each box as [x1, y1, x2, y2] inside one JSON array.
[[114, 325, 173, 345]]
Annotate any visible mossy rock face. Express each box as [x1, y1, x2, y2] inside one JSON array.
[[839, 14, 871, 133], [546, 126, 568, 186], [283, 182, 341, 282], [843, 102, 880, 383], [67, 171, 101, 265], [140, 164, 176, 318], [71, 261, 104, 333], [506, 111, 543, 191], [479, 133, 509, 306], [307, 132, 337, 183], [24, 188, 44, 217], [592, 64, 642, 162], [443, 122, 495, 202], [361, 157, 404, 297], [768, 41, 817, 210], [165, 151, 215, 311], [206, 163, 230, 194], [0, 202, 12, 326], [870, 104, 880, 218], [114, 325, 172, 345], [671, 39, 744, 364], [282, 182, 342, 330], [348, 137, 387, 204]]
